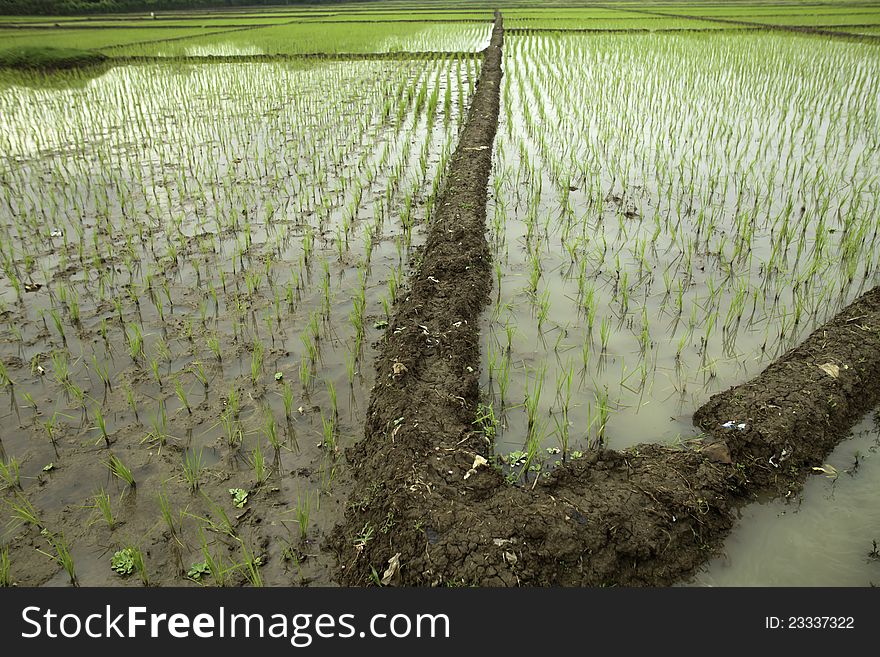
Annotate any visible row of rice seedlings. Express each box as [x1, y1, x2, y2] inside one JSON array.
[[483, 30, 880, 467], [0, 50, 484, 581], [105, 21, 494, 58]]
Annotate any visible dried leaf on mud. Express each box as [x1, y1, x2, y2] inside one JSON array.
[[381, 552, 401, 586], [464, 455, 488, 479]]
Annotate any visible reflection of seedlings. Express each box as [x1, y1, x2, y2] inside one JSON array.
[[496, 354, 510, 408], [250, 339, 264, 385], [345, 352, 356, 388], [846, 451, 861, 476], [327, 379, 338, 420], [869, 540, 879, 561], [320, 456, 337, 492]]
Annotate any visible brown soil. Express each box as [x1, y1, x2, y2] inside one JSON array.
[[331, 10, 880, 586]]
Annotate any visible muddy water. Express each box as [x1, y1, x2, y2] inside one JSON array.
[[0, 56, 480, 586], [689, 410, 880, 586], [482, 32, 880, 469]]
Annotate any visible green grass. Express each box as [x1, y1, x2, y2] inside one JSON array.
[[0, 27, 233, 53], [0, 46, 106, 70], [104, 21, 492, 57]]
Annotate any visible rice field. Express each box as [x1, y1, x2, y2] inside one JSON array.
[[483, 29, 880, 470], [1, 0, 879, 587], [0, 20, 480, 583]]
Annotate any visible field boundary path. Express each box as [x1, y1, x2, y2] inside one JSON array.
[[595, 4, 880, 43], [332, 10, 880, 586]]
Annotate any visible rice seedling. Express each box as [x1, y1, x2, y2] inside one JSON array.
[[190, 529, 232, 586], [523, 365, 546, 435], [7, 493, 42, 530], [237, 538, 264, 587], [320, 411, 336, 454], [90, 353, 112, 392], [0, 457, 21, 490], [191, 361, 209, 390], [142, 400, 169, 450], [174, 378, 192, 415], [294, 488, 313, 542], [0, 546, 11, 587], [88, 489, 116, 530], [249, 442, 267, 486], [92, 404, 111, 447], [264, 407, 281, 459], [281, 381, 294, 421], [38, 532, 77, 586], [106, 454, 136, 489], [182, 449, 204, 492], [190, 492, 237, 540], [157, 486, 182, 543], [207, 335, 222, 362], [250, 339, 264, 385], [126, 324, 144, 363]]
